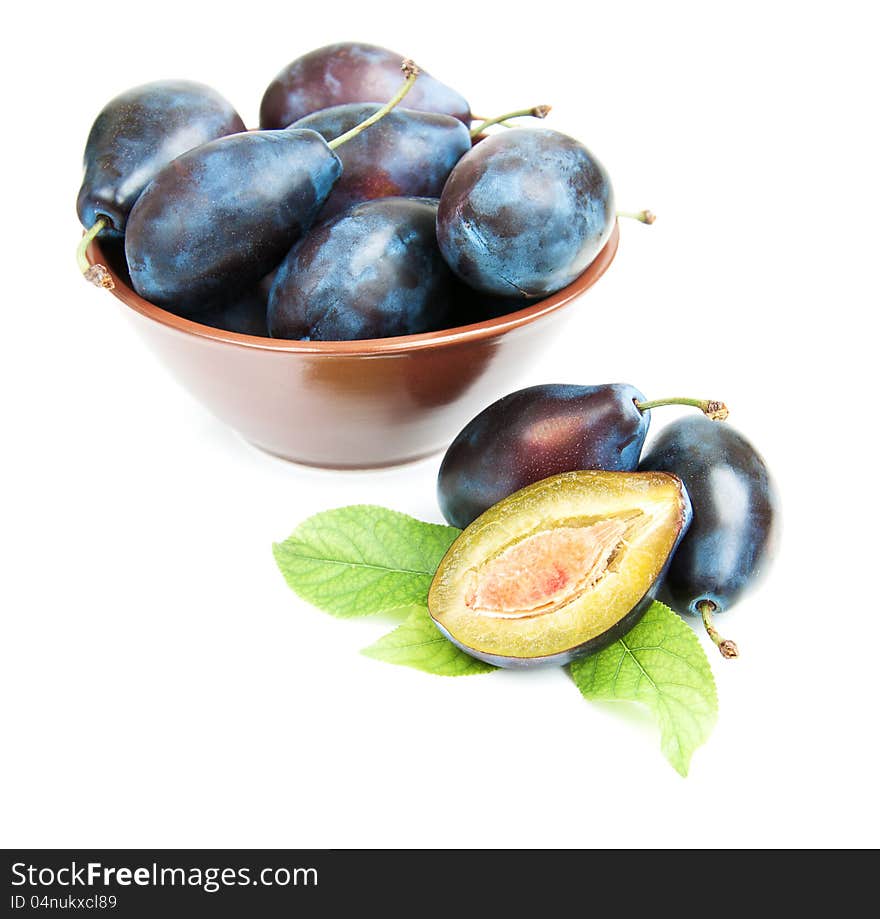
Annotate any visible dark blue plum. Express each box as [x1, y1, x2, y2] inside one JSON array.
[[77, 80, 245, 236], [190, 281, 270, 337], [291, 104, 471, 220], [268, 197, 462, 340], [260, 42, 470, 129], [437, 128, 615, 297], [437, 383, 650, 529], [639, 416, 777, 617], [125, 129, 341, 312]]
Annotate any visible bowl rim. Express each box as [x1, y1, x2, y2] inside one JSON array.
[[87, 220, 619, 355]]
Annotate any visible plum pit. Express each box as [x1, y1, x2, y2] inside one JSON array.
[[464, 518, 631, 619]]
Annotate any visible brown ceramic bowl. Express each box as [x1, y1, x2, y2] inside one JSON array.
[[86, 223, 619, 468]]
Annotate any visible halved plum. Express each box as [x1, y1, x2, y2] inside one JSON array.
[[428, 470, 692, 668]]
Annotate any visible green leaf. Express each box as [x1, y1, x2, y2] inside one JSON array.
[[570, 601, 717, 776], [273, 505, 460, 618], [362, 606, 496, 676]]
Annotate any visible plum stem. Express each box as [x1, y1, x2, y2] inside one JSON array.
[[634, 397, 729, 421], [698, 599, 739, 659], [470, 106, 551, 138], [327, 60, 420, 150], [617, 209, 656, 224], [77, 218, 115, 290]]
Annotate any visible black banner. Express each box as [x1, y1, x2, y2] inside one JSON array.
[[2, 849, 870, 915]]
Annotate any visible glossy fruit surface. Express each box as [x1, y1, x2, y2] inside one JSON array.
[[437, 128, 615, 297], [438, 383, 649, 529], [125, 129, 341, 312], [429, 470, 692, 668], [77, 80, 245, 236], [268, 197, 462, 340], [291, 104, 471, 220], [260, 42, 470, 129], [639, 416, 777, 616]]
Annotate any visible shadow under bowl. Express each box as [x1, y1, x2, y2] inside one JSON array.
[[87, 223, 619, 468]]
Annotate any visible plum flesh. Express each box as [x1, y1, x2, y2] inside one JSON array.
[[428, 470, 692, 668]]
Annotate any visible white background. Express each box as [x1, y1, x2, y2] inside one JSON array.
[[2, 0, 877, 848]]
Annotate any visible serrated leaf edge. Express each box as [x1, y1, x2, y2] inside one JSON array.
[[571, 602, 718, 776], [271, 505, 460, 618]]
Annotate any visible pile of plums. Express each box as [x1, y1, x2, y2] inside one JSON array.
[[77, 42, 624, 340], [429, 384, 777, 665], [76, 44, 779, 664]]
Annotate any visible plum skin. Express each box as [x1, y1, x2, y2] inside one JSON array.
[[292, 104, 471, 220], [639, 416, 777, 616], [125, 129, 341, 313], [436, 128, 615, 297], [433, 587, 663, 668], [437, 383, 650, 530], [77, 80, 244, 236], [260, 42, 471, 129], [268, 197, 462, 341]]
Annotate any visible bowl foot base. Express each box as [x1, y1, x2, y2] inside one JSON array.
[[244, 439, 445, 470]]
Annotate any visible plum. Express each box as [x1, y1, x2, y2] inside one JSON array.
[[123, 63, 420, 312], [436, 128, 615, 297], [639, 416, 778, 657], [260, 42, 470, 129], [437, 384, 728, 529], [268, 197, 465, 340], [125, 128, 341, 312], [291, 104, 471, 220], [77, 80, 245, 238], [428, 470, 692, 668]]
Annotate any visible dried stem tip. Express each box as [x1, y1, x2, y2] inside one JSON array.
[[616, 209, 656, 225], [704, 400, 729, 421], [84, 264, 115, 290], [634, 396, 729, 420], [401, 59, 420, 79], [698, 600, 739, 661], [532, 105, 552, 118], [77, 216, 115, 289]]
